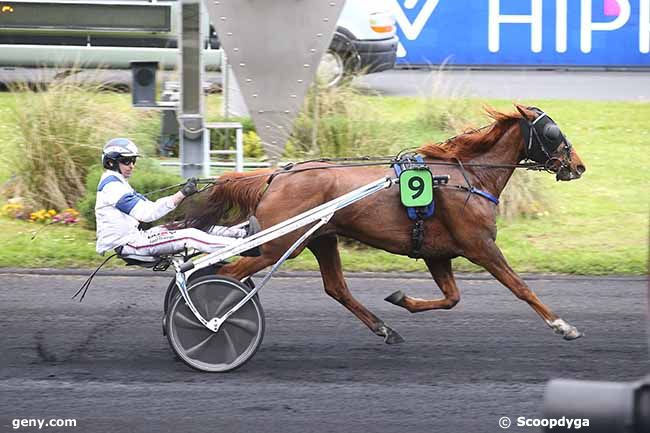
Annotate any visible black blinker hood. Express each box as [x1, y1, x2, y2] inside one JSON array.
[[518, 107, 564, 164]]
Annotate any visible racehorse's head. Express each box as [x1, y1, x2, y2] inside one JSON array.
[[516, 105, 586, 181]]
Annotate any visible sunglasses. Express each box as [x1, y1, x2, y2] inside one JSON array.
[[117, 156, 137, 166]]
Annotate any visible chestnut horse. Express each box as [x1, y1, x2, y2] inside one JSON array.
[[183, 105, 586, 344]]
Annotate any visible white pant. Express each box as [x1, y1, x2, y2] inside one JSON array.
[[119, 225, 246, 256]]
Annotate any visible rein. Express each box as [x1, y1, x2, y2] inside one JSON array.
[[151, 158, 544, 203], [141, 158, 544, 198], [154, 156, 536, 213], [134, 156, 548, 209], [275, 158, 545, 172], [208, 158, 546, 188]]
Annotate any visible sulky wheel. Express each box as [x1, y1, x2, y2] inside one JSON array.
[[165, 275, 265, 372]]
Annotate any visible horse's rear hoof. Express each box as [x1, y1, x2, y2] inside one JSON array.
[[385, 330, 405, 345], [384, 290, 406, 307]]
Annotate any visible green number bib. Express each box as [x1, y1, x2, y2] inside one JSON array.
[[399, 169, 434, 208]]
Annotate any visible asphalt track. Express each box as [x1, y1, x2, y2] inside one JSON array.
[[0, 270, 647, 433]]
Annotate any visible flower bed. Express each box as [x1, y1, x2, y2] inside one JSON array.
[[1, 203, 80, 225]]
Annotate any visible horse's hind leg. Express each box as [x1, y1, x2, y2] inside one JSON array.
[[385, 258, 461, 312], [467, 239, 582, 340], [308, 235, 405, 344]]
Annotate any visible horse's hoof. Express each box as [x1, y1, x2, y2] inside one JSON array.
[[547, 318, 583, 341], [384, 290, 406, 307], [374, 323, 405, 344], [384, 329, 405, 345], [563, 328, 584, 341]]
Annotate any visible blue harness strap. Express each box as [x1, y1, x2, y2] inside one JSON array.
[[393, 155, 435, 221], [394, 156, 500, 211], [469, 187, 500, 205]]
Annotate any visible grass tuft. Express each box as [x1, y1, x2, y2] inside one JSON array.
[[3, 76, 131, 209], [416, 67, 483, 132], [287, 81, 403, 158], [498, 169, 548, 220]]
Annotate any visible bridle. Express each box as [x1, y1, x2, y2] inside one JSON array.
[[519, 107, 574, 179]]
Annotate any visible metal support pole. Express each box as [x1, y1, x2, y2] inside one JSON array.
[[202, 127, 211, 177], [178, 0, 204, 178], [235, 126, 244, 172]]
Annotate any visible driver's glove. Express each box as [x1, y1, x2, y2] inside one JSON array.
[[181, 177, 199, 197]]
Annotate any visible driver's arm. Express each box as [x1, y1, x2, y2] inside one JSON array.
[[115, 191, 181, 223]]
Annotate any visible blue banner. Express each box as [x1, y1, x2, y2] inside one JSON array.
[[390, 0, 650, 67]]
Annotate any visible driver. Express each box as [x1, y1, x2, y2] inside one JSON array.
[[95, 138, 259, 257]]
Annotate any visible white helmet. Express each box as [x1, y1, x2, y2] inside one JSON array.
[[102, 138, 139, 170]]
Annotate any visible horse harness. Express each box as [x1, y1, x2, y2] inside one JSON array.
[[392, 154, 499, 258], [393, 155, 436, 258]]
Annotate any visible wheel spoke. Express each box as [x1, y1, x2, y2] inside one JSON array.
[[203, 299, 212, 318], [185, 333, 216, 357], [214, 289, 243, 317], [222, 328, 239, 363], [226, 317, 258, 334], [174, 310, 204, 329]]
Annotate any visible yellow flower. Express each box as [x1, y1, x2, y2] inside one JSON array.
[[1, 203, 25, 218], [27, 208, 56, 223]]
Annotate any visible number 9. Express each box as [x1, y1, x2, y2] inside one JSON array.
[[408, 176, 424, 200]]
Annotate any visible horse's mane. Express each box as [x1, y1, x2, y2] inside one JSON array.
[[417, 105, 525, 161]]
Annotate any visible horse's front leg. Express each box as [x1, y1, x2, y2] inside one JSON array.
[[385, 258, 461, 312], [466, 240, 583, 340]]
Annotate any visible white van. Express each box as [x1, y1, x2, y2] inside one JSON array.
[[0, 0, 398, 86], [319, 0, 398, 86]]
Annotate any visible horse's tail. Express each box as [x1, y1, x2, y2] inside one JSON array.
[[182, 168, 273, 230]]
